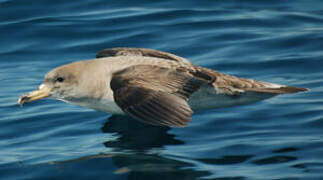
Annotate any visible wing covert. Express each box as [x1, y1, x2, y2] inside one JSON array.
[[110, 65, 205, 127]]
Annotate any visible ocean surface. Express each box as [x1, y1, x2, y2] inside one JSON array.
[[1, 0, 323, 179]]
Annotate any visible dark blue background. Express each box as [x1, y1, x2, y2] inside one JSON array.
[[1, 0, 323, 179]]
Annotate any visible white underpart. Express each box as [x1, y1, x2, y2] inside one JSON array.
[[66, 85, 280, 114], [262, 81, 285, 88], [62, 94, 124, 114], [188, 85, 278, 111], [86, 98, 124, 114], [84, 81, 284, 114]]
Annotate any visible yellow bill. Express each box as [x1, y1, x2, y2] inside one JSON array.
[[18, 84, 51, 107]]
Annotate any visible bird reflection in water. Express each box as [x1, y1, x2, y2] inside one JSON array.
[[49, 115, 300, 179], [100, 115, 210, 179], [50, 115, 210, 179], [102, 115, 184, 152]]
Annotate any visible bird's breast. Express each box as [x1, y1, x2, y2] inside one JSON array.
[[62, 92, 125, 115], [87, 98, 124, 114]]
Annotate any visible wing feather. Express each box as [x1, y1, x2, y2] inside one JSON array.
[[110, 65, 206, 127], [96, 47, 191, 64]]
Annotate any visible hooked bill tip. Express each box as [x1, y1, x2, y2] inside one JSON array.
[[18, 95, 29, 107]]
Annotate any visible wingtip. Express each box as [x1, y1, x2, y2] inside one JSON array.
[[278, 86, 309, 94], [246, 86, 309, 94]]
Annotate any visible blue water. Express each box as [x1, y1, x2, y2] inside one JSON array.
[[1, 0, 323, 179]]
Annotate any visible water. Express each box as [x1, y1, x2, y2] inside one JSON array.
[[1, 0, 323, 179]]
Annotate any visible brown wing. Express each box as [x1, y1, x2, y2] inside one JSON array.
[[193, 66, 308, 95], [110, 65, 206, 127], [96, 47, 191, 64], [211, 70, 308, 94]]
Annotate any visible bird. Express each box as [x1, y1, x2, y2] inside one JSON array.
[[18, 48, 308, 127]]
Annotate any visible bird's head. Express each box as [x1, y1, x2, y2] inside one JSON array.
[[18, 62, 88, 107]]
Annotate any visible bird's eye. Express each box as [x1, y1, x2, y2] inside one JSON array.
[[56, 77, 64, 82]]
